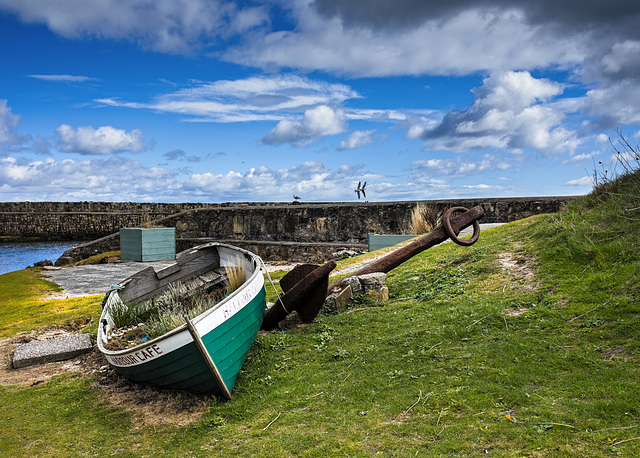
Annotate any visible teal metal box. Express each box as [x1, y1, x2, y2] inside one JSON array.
[[368, 233, 419, 252], [120, 227, 176, 262]]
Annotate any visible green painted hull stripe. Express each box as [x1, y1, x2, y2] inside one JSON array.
[[114, 287, 266, 394]]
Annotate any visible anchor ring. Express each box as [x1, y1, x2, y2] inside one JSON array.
[[443, 206, 480, 246]]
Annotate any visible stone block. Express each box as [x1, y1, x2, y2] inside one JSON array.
[[335, 284, 353, 312], [324, 293, 337, 311], [12, 334, 93, 368], [365, 286, 389, 302], [359, 272, 387, 292], [324, 284, 353, 312], [341, 275, 363, 296]]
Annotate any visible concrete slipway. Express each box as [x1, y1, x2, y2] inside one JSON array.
[[41, 260, 174, 298]]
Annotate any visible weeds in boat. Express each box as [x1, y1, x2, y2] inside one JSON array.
[[105, 264, 248, 349], [108, 294, 158, 329], [225, 264, 247, 292]]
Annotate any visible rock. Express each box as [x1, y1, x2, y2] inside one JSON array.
[[325, 272, 388, 313], [325, 284, 353, 313], [333, 249, 361, 261], [334, 284, 353, 312], [366, 286, 389, 302], [32, 259, 53, 268], [12, 334, 93, 368], [358, 272, 388, 302], [341, 275, 363, 296], [54, 256, 74, 267], [359, 272, 387, 292]]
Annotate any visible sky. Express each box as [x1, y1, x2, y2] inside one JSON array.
[[1, 0, 640, 203]]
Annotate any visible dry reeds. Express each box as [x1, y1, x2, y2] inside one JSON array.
[[106, 264, 248, 346], [225, 263, 247, 293], [409, 204, 440, 234]]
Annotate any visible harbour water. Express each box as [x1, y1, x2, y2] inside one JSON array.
[[0, 241, 81, 276]]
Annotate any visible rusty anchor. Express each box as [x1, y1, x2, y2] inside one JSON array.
[[261, 260, 337, 330], [261, 205, 484, 330]]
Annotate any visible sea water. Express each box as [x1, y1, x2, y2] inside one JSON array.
[[0, 241, 82, 275]]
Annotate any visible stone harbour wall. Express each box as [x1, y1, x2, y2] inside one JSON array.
[[0, 196, 579, 264], [0, 202, 222, 240]]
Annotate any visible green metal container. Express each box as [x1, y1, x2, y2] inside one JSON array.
[[368, 233, 419, 252], [120, 227, 176, 262]]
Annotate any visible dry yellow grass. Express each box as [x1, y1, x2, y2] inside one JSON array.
[[225, 263, 247, 292], [409, 203, 440, 234]]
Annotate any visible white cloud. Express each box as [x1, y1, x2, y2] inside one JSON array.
[[0, 156, 178, 201], [0, 155, 363, 202], [27, 74, 99, 82], [338, 130, 376, 150], [412, 154, 513, 177], [0, 153, 528, 202], [583, 79, 640, 127], [97, 75, 423, 148], [55, 124, 147, 155], [565, 176, 592, 186], [180, 161, 341, 200], [226, 6, 270, 35], [471, 71, 564, 111], [260, 105, 346, 146], [600, 40, 640, 77], [561, 151, 599, 165], [96, 74, 361, 122], [224, 7, 583, 77], [0, 0, 268, 54], [0, 99, 30, 148], [409, 71, 581, 155]]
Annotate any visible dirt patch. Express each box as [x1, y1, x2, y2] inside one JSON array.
[[498, 244, 538, 290], [1, 325, 210, 427], [0, 326, 98, 387], [603, 345, 629, 361], [92, 367, 210, 428], [263, 261, 300, 273]]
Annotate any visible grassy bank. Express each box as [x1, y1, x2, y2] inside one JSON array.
[[0, 270, 101, 339], [1, 172, 639, 456]]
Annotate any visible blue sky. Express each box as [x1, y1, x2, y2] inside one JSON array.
[[1, 0, 639, 203]]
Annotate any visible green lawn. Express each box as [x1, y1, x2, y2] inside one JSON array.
[[0, 269, 101, 339], [1, 171, 639, 456]]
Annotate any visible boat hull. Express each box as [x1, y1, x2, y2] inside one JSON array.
[[97, 243, 266, 396]]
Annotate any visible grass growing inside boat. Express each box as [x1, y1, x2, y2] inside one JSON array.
[[106, 264, 248, 347], [225, 264, 247, 292], [2, 167, 640, 456]]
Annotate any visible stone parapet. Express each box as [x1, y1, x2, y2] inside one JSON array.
[[0, 196, 579, 264]]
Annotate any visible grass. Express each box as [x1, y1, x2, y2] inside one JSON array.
[[409, 203, 440, 234], [1, 169, 640, 456], [106, 264, 248, 346], [70, 251, 120, 266], [0, 270, 101, 339]]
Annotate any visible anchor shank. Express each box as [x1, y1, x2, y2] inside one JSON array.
[[328, 205, 484, 291]]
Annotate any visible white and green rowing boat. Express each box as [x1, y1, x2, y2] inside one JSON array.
[[97, 242, 266, 398]]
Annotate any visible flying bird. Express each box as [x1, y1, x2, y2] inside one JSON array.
[[355, 181, 366, 199]]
